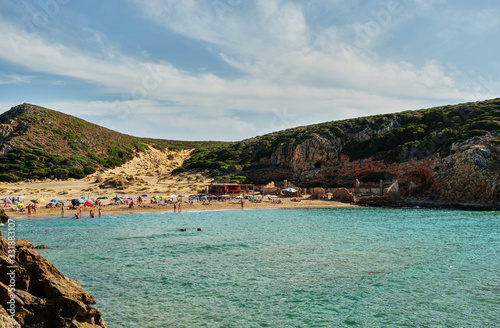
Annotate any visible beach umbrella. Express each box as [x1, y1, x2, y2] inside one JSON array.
[[282, 188, 298, 192], [14, 202, 23, 206], [51, 199, 58, 203], [152, 196, 160, 199], [141, 194, 148, 197], [71, 199, 81, 206], [97, 196, 108, 199], [18, 195, 25, 198], [84, 201, 92, 206], [123, 199, 131, 202], [35, 198, 45, 203], [112, 197, 121, 201], [58, 200, 66, 203]]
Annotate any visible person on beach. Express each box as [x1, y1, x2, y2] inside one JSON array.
[[61, 204, 65, 215], [74, 213, 80, 219], [98, 208, 101, 217], [90, 210, 95, 218], [241, 199, 244, 209]]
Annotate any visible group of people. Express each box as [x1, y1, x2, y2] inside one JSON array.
[[74, 207, 101, 219], [26, 203, 38, 214]]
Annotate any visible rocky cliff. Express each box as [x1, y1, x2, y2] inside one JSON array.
[[264, 133, 500, 204], [269, 123, 397, 173], [0, 211, 106, 327]]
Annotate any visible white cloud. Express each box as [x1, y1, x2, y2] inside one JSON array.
[[0, 1, 492, 140], [0, 73, 33, 84]]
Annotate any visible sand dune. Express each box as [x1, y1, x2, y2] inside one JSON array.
[[0, 147, 210, 203]]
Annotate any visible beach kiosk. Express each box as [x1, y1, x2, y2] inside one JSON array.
[[206, 183, 255, 196]]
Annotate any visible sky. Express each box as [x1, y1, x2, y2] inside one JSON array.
[[0, 0, 499, 141]]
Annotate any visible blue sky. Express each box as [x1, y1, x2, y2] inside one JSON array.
[[1, 0, 499, 141]]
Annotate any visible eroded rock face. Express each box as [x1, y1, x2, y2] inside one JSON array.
[[433, 134, 500, 202], [268, 124, 399, 173], [269, 136, 343, 172], [0, 226, 106, 328]]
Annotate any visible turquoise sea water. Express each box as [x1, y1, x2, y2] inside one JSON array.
[[4, 208, 500, 327]]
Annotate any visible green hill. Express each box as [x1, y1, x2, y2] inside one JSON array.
[[0, 103, 224, 182]]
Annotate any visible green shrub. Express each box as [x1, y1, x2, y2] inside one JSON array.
[[68, 141, 78, 150], [52, 168, 69, 180], [69, 167, 85, 179], [83, 166, 97, 175], [172, 166, 186, 175], [0, 173, 19, 182]]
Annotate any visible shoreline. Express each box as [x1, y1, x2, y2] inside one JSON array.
[[5, 199, 359, 219]]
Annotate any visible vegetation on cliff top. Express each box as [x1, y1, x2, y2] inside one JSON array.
[[179, 98, 500, 175], [0, 103, 225, 181]]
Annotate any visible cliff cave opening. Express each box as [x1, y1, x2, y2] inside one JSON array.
[[314, 161, 322, 168]]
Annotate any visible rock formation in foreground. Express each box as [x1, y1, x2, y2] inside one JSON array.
[[0, 210, 106, 327]]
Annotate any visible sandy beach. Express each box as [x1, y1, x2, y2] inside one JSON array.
[[7, 198, 357, 219]]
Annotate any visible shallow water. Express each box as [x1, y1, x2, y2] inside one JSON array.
[[5, 208, 500, 327]]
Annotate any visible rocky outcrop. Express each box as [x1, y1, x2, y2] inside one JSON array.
[[385, 180, 400, 201], [0, 218, 106, 327], [309, 188, 326, 199], [0, 209, 8, 224], [433, 134, 500, 202], [329, 188, 355, 203]]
